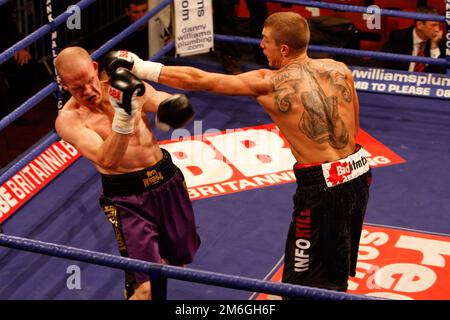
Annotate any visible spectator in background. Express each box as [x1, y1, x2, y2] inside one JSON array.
[[213, 0, 268, 75], [0, 3, 42, 119], [118, 0, 152, 59], [87, 0, 151, 60], [381, 5, 445, 74]]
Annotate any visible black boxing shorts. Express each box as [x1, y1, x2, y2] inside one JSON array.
[[99, 148, 201, 299], [282, 145, 372, 293]]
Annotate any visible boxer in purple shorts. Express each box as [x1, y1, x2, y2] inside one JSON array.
[[54, 47, 199, 300], [99, 149, 200, 298]]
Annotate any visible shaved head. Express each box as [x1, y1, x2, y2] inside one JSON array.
[[55, 47, 94, 82], [55, 47, 103, 107], [264, 12, 310, 53]]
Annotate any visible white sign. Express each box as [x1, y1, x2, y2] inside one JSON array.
[[174, 0, 214, 57], [351, 66, 450, 99]]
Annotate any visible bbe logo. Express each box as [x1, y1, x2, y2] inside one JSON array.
[[159, 123, 404, 200]]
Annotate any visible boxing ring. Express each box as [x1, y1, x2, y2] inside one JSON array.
[[0, 0, 449, 302]]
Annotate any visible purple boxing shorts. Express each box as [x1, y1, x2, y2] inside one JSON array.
[[99, 148, 200, 297]]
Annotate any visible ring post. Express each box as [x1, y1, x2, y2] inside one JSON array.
[[149, 270, 168, 300]]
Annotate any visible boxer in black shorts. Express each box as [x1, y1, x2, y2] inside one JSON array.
[[282, 145, 371, 293]]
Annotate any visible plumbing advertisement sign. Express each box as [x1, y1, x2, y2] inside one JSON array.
[[174, 0, 214, 57]]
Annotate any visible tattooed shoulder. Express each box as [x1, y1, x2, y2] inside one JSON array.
[[309, 60, 352, 103], [270, 64, 304, 113], [270, 63, 304, 86]]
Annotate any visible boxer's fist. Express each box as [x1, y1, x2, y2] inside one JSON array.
[[108, 68, 145, 134], [155, 94, 195, 131], [103, 51, 135, 77], [104, 50, 164, 83]]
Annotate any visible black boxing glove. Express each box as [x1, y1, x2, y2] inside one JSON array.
[[108, 68, 145, 134], [155, 94, 195, 131], [103, 50, 163, 82], [103, 51, 135, 77]]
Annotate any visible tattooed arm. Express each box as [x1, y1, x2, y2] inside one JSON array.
[[158, 66, 272, 96]]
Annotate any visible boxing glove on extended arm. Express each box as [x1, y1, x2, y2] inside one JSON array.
[[155, 94, 195, 131], [103, 50, 163, 83], [108, 68, 145, 134]]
